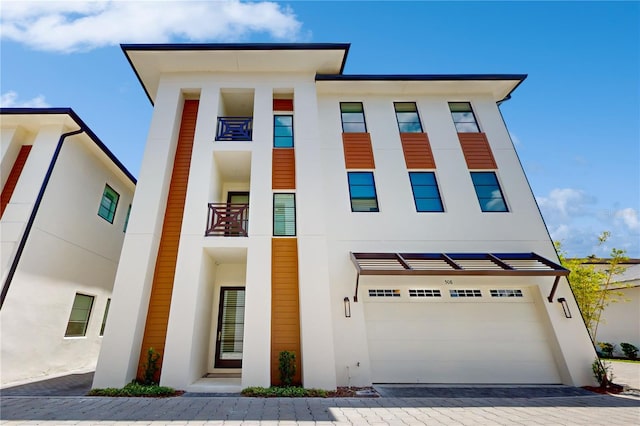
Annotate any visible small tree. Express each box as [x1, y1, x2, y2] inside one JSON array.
[[278, 350, 296, 387]]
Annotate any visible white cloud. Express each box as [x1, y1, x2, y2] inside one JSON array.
[[614, 207, 639, 231], [1, 91, 50, 107], [0, 0, 303, 52], [536, 188, 595, 220]]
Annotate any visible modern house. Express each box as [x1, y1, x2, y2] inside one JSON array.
[[0, 108, 136, 386], [93, 43, 598, 392]]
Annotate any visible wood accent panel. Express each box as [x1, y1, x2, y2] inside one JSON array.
[[1, 145, 32, 218], [400, 133, 436, 169], [271, 238, 302, 385], [342, 133, 375, 169], [458, 133, 497, 169], [273, 99, 293, 112], [137, 100, 199, 381], [272, 148, 296, 190]]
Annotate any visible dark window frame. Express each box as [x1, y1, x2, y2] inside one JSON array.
[[100, 298, 111, 336], [340, 102, 367, 133], [408, 172, 444, 212], [449, 101, 480, 133], [123, 204, 131, 232], [273, 193, 296, 236], [394, 102, 424, 133], [98, 184, 119, 224], [64, 293, 94, 337], [347, 171, 380, 212], [470, 171, 509, 212], [273, 114, 294, 148]]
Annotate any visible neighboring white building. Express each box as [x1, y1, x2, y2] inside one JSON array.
[[94, 43, 598, 392], [0, 108, 136, 386]]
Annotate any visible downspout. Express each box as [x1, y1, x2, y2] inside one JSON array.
[[0, 128, 84, 309]]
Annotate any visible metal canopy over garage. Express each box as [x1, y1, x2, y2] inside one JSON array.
[[350, 252, 569, 302]]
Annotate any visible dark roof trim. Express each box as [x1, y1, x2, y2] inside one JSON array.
[[0, 108, 136, 184]]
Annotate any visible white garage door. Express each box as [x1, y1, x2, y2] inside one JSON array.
[[364, 287, 561, 384]]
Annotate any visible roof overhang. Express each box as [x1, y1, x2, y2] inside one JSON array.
[[122, 43, 351, 105], [316, 74, 527, 103], [350, 252, 567, 302]]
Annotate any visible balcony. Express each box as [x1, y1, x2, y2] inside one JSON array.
[[206, 203, 249, 237], [216, 117, 253, 141]]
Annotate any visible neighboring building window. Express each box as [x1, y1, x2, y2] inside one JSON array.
[[273, 193, 296, 236], [470, 172, 508, 212], [274, 115, 293, 147], [409, 172, 444, 212], [449, 102, 480, 133], [340, 102, 367, 133], [123, 204, 131, 232], [347, 172, 379, 212], [65, 293, 94, 337], [394, 102, 423, 133], [98, 184, 119, 223], [100, 298, 111, 336]]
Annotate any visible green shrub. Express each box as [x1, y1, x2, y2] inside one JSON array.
[[89, 381, 176, 397], [591, 358, 613, 387], [597, 342, 615, 357], [278, 350, 296, 387], [141, 347, 161, 385], [620, 342, 638, 359], [241, 386, 327, 398]]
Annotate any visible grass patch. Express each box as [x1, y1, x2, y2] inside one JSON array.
[[88, 381, 178, 397], [241, 386, 328, 398]]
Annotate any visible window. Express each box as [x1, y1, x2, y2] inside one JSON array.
[[123, 204, 131, 232], [274, 115, 293, 147], [394, 102, 423, 133], [98, 184, 119, 223], [470, 172, 508, 212], [347, 172, 379, 212], [100, 298, 111, 336], [490, 289, 523, 298], [449, 102, 480, 133], [340, 102, 367, 133], [369, 289, 401, 297], [409, 172, 444, 212], [273, 193, 296, 236], [449, 289, 482, 298], [65, 293, 94, 337]]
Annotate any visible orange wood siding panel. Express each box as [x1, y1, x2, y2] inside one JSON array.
[[137, 100, 199, 381], [400, 133, 436, 169], [272, 148, 296, 190], [1, 145, 32, 218], [271, 238, 302, 385], [458, 133, 497, 169], [342, 133, 375, 169], [273, 99, 293, 111]]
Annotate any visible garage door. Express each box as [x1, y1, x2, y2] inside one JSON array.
[[364, 286, 561, 384]]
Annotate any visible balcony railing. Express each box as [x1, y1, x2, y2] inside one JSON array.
[[206, 203, 249, 237], [216, 117, 253, 141]]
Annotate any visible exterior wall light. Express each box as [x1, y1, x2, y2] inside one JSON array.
[[558, 297, 572, 318], [344, 297, 351, 318]]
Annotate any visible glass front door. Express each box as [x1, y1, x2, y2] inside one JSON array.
[[214, 287, 245, 368]]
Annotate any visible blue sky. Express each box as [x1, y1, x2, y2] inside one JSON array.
[[1, 1, 638, 257]]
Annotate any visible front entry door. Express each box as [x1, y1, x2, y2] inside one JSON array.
[[214, 287, 245, 368]]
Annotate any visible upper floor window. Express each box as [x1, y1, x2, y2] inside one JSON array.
[[409, 172, 444, 212], [273, 193, 296, 236], [274, 115, 294, 147], [470, 172, 508, 212], [347, 172, 379, 212], [449, 102, 480, 133], [98, 184, 119, 223], [395, 102, 423, 133], [340, 102, 367, 133], [65, 293, 94, 337]]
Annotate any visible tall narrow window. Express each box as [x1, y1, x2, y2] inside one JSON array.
[[470, 172, 508, 212], [123, 204, 131, 232], [409, 172, 444, 212], [100, 298, 111, 336], [347, 172, 379, 212], [274, 115, 293, 147], [98, 184, 119, 223], [273, 193, 296, 236], [395, 102, 423, 133], [65, 293, 94, 337], [340, 102, 367, 133], [449, 102, 480, 133]]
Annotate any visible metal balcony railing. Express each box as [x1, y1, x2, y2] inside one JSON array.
[[206, 203, 249, 237], [215, 117, 253, 141]]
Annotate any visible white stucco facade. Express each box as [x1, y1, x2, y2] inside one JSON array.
[[94, 44, 598, 391], [0, 110, 135, 386]]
